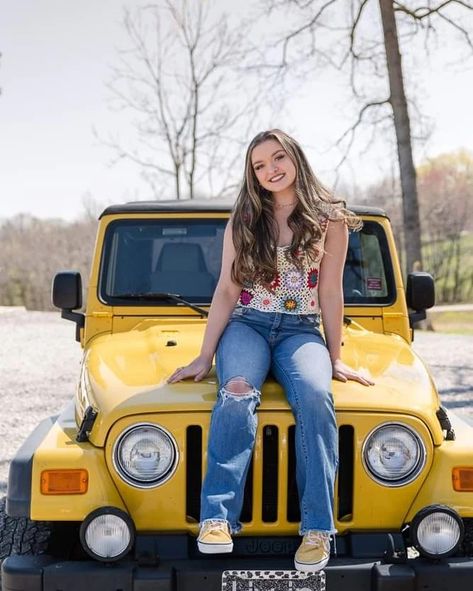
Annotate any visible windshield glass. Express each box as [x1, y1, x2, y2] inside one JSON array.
[[99, 218, 395, 306], [100, 219, 226, 304], [343, 221, 395, 305]]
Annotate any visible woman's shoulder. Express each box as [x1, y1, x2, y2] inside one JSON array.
[[316, 205, 349, 233], [314, 210, 332, 236]]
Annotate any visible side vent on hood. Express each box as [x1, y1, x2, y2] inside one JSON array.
[[436, 406, 455, 441], [76, 406, 98, 442]]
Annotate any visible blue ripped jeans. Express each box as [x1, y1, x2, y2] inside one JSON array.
[[200, 307, 338, 535]]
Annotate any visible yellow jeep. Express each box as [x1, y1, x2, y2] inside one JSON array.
[[1, 200, 473, 591]]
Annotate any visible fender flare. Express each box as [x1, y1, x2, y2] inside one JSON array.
[[6, 415, 57, 518]]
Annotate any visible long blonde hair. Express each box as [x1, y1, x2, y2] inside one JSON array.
[[231, 129, 361, 285]]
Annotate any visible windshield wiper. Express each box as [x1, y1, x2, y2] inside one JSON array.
[[113, 292, 209, 317]]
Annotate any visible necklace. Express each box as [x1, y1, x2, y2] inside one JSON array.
[[274, 200, 297, 209]]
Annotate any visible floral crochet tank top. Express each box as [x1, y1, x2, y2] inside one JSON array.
[[237, 218, 329, 315]]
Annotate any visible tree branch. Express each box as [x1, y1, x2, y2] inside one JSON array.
[[393, 0, 472, 19], [280, 0, 340, 65], [347, 0, 371, 62], [333, 99, 391, 172]]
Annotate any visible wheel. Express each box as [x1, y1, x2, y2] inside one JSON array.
[[0, 496, 52, 590]]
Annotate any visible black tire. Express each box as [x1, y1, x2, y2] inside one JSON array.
[[0, 496, 52, 590]]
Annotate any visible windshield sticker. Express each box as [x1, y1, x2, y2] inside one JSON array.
[[367, 277, 383, 290]]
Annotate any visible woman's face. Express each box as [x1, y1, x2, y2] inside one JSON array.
[[250, 139, 297, 194]]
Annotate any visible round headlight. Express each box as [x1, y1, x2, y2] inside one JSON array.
[[114, 423, 178, 488], [411, 505, 464, 559], [362, 423, 425, 485], [80, 507, 134, 561]]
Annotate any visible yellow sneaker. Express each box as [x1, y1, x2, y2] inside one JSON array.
[[197, 519, 233, 554], [294, 531, 330, 572]]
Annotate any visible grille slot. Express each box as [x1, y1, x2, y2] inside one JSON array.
[[240, 458, 254, 522], [337, 425, 354, 521], [186, 426, 202, 523], [287, 425, 300, 522], [262, 425, 278, 522]]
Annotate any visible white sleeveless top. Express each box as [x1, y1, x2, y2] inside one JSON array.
[[237, 219, 329, 315]]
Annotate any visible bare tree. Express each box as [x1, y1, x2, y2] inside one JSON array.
[[265, 0, 473, 274], [379, 0, 421, 275], [104, 1, 264, 200]]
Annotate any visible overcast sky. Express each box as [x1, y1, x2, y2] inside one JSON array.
[[1, 0, 472, 220]]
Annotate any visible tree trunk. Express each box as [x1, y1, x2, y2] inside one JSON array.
[[175, 162, 181, 200], [452, 236, 461, 302], [379, 0, 423, 274], [189, 62, 198, 200]]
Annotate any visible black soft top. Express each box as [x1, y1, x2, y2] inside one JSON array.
[[99, 199, 388, 219]]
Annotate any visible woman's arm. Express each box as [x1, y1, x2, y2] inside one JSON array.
[[318, 220, 374, 386], [167, 221, 242, 383]]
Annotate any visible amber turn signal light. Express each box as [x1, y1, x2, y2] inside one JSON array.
[[452, 467, 473, 492], [41, 469, 88, 494]]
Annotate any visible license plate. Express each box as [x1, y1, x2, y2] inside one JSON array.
[[222, 570, 326, 590]]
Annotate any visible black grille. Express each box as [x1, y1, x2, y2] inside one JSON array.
[[186, 423, 354, 525]]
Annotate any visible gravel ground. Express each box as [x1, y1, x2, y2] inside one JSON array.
[[0, 309, 472, 495], [0, 309, 83, 495], [410, 330, 473, 420]]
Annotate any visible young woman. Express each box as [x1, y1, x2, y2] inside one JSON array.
[[168, 129, 374, 572]]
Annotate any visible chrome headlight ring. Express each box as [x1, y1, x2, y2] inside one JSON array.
[[113, 423, 179, 488], [362, 422, 426, 487]]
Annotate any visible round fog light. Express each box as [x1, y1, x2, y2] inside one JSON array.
[[411, 505, 464, 559], [80, 507, 134, 561]]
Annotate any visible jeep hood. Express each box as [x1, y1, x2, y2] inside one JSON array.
[[79, 319, 442, 446]]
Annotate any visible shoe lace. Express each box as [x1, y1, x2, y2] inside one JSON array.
[[304, 531, 330, 548], [203, 520, 228, 533]]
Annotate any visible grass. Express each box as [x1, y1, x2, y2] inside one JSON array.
[[421, 232, 473, 304], [428, 311, 473, 336]]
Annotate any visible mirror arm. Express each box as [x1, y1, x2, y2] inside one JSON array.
[[408, 309, 426, 329], [61, 309, 85, 342]]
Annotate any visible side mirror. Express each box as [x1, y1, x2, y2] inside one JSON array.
[[52, 271, 85, 342], [406, 272, 435, 328], [52, 271, 82, 310]]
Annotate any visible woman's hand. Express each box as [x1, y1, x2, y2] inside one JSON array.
[[332, 359, 374, 386], [167, 355, 213, 383]]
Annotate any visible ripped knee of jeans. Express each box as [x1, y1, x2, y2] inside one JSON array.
[[220, 377, 260, 402]]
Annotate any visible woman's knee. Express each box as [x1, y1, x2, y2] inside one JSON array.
[[220, 377, 260, 402], [296, 385, 334, 413]]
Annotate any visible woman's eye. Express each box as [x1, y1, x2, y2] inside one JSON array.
[[275, 153, 285, 161], [254, 165, 263, 171]]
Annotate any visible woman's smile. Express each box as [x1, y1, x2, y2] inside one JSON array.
[[269, 173, 285, 183]]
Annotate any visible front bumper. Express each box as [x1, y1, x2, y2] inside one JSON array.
[[3, 554, 473, 591]]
